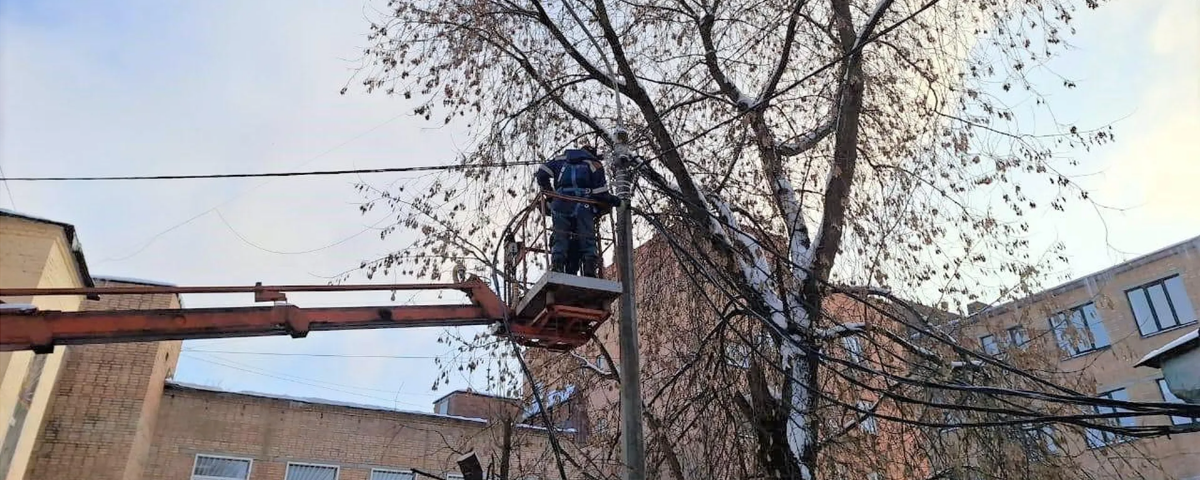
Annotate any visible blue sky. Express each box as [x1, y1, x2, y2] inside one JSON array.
[[1, 0, 1197, 412]]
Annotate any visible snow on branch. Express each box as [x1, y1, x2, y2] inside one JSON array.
[[775, 117, 836, 157], [839, 285, 893, 297], [854, 0, 896, 49], [570, 351, 615, 379], [817, 323, 867, 339], [736, 93, 761, 110], [708, 194, 790, 333]]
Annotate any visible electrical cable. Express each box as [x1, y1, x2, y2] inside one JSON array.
[[0, 162, 540, 182], [0, 162, 16, 208], [182, 353, 432, 409], [215, 208, 395, 255]]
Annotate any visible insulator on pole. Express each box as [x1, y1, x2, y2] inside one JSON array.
[[607, 128, 634, 200]]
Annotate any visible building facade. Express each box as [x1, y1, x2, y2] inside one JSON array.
[[959, 235, 1200, 480], [0, 209, 96, 480]]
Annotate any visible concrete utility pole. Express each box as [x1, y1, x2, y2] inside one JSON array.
[[610, 131, 646, 480]]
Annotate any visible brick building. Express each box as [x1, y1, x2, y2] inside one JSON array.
[[0, 209, 96, 480], [955, 235, 1200, 479], [526, 236, 931, 479]]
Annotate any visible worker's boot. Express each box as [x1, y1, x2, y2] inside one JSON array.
[[581, 259, 599, 278]]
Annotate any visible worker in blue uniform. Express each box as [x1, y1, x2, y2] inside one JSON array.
[[535, 146, 618, 277]]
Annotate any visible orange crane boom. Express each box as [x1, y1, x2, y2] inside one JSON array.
[[0, 277, 507, 353], [0, 273, 621, 353]]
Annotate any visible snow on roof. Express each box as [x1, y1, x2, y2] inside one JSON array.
[[520, 384, 577, 420], [1135, 328, 1199, 368], [92, 275, 177, 287], [0, 208, 97, 293], [431, 388, 519, 406], [0, 208, 64, 226], [166, 381, 568, 433], [0, 303, 37, 313]]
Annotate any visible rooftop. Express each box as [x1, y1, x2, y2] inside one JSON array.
[[166, 381, 567, 432], [1134, 327, 1199, 368], [92, 275, 178, 287], [969, 234, 1200, 321], [431, 388, 520, 406], [0, 208, 97, 296]]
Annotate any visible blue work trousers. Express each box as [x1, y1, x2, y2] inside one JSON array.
[[550, 207, 596, 274]]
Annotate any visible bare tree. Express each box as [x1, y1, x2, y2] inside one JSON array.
[[349, 0, 1195, 478]]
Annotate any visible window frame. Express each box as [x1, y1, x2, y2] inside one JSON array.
[[1019, 424, 1058, 458], [1085, 388, 1135, 449], [190, 454, 254, 480], [979, 334, 1000, 356], [1125, 275, 1197, 337], [1048, 301, 1110, 358], [857, 400, 879, 435], [370, 468, 415, 480], [843, 335, 865, 363], [724, 342, 751, 369], [1007, 325, 1030, 349], [285, 462, 340, 480], [1156, 379, 1198, 425]]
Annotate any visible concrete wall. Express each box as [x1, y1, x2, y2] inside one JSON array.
[[0, 216, 87, 480]]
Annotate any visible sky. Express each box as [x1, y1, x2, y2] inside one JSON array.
[[1, 0, 1197, 412]]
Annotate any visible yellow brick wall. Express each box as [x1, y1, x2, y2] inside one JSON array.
[[962, 238, 1200, 480], [24, 280, 182, 480], [146, 387, 565, 480], [0, 215, 86, 480]]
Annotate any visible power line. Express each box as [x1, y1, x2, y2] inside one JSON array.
[[181, 353, 438, 407], [0, 162, 16, 208], [99, 111, 409, 261], [215, 209, 393, 256], [1, 162, 539, 182]]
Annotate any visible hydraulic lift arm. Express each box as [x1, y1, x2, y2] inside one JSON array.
[[0, 277, 507, 353]]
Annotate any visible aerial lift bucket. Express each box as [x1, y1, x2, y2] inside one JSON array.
[[496, 191, 622, 350]]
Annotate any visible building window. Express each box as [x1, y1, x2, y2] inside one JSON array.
[[1020, 425, 1058, 457], [191, 454, 252, 480], [436, 400, 449, 415], [1085, 389, 1135, 449], [857, 401, 878, 435], [843, 336, 865, 363], [286, 463, 339, 480], [1157, 379, 1198, 425], [979, 334, 1000, 355], [1049, 302, 1110, 357], [593, 418, 609, 435], [370, 469, 415, 480], [1126, 275, 1197, 336], [725, 342, 751, 369], [1007, 325, 1030, 349]]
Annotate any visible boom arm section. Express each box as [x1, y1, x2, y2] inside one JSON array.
[[0, 277, 507, 353]]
